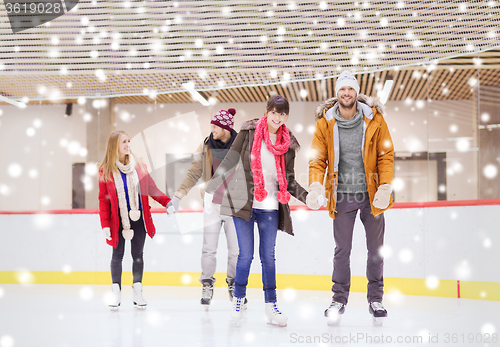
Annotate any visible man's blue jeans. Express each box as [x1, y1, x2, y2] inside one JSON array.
[[232, 209, 279, 303]]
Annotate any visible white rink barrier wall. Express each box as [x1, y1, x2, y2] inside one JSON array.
[[1, 201, 499, 301]]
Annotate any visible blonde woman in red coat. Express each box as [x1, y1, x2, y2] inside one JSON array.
[[98, 130, 171, 310]]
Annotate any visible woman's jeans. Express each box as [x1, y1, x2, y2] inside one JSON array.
[[232, 209, 279, 303]]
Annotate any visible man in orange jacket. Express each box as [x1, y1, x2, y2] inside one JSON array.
[[307, 70, 395, 326]]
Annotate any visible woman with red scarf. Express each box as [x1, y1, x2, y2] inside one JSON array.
[[204, 96, 310, 326]]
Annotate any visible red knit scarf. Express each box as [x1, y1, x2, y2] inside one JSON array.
[[251, 116, 291, 204]]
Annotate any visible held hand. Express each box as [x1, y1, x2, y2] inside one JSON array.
[[166, 204, 176, 215], [306, 182, 326, 210], [372, 184, 392, 209], [204, 192, 214, 214], [166, 197, 181, 215], [102, 227, 112, 241], [317, 194, 325, 207], [172, 196, 180, 212]]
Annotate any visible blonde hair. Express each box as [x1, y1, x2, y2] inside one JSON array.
[[99, 130, 131, 182]]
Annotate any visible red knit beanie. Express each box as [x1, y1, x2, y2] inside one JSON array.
[[211, 108, 236, 132]]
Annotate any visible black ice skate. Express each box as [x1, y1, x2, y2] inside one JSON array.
[[226, 278, 248, 307], [227, 278, 235, 301], [368, 302, 387, 326], [201, 281, 214, 310], [324, 300, 345, 326]]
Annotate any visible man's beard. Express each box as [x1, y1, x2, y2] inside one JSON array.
[[339, 98, 356, 110]]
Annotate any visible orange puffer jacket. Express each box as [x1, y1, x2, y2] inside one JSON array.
[[309, 94, 395, 219]]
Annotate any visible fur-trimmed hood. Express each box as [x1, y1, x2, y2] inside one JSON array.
[[314, 94, 385, 121], [240, 118, 300, 151]]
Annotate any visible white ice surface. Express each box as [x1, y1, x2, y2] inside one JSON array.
[[0, 285, 498, 347]]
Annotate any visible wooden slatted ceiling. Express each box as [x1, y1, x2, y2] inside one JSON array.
[[414, 73, 429, 101], [13, 51, 500, 105], [20, 67, 493, 106]]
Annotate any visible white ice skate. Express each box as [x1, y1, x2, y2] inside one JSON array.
[[231, 296, 246, 322], [324, 301, 345, 326], [369, 302, 387, 326], [109, 283, 121, 311], [132, 282, 147, 309], [265, 302, 288, 327]]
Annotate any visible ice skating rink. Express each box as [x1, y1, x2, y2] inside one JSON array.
[[2, 2, 500, 346], [1, 205, 499, 346], [0, 284, 498, 347]]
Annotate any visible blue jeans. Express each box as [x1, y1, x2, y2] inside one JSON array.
[[232, 209, 279, 303]]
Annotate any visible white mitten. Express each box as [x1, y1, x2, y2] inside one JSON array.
[[166, 197, 181, 215], [306, 182, 326, 210], [171, 196, 180, 212], [122, 229, 134, 240], [166, 205, 176, 215], [372, 184, 392, 209], [204, 192, 214, 214], [102, 227, 112, 241]]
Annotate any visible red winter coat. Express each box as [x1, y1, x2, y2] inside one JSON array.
[[98, 162, 170, 248]]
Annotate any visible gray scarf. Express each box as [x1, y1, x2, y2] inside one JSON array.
[[333, 101, 364, 129]]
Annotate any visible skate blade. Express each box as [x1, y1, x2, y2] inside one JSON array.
[[230, 314, 243, 323], [327, 318, 341, 326], [267, 321, 287, 327], [134, 304, 147, 310], [203, 305, 209, 312], [231, 320, 242, 327], [372, 316, 384, 326], [109, 306, 120, 311]]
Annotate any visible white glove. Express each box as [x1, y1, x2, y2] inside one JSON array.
[[204, 192, 214, 214], [102, 227, 112, 240], [372, 184, 392, 209], [166, 197, 180, 215], [166, 205, 176, 215], [306, 182, 326, 210]]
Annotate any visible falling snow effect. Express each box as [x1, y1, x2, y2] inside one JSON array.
[[7, 164, 22, 178], [0, 5, 498, 347], [15, 270, 34, 285], [0, 336, 14, 347], [32, 214, 54, 229], [425, 276, 440, 290], [79, 287, 94, 301], [398, 249, 413, 263]]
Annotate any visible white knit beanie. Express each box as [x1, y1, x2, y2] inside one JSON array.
[[335, 71, 360, 96]]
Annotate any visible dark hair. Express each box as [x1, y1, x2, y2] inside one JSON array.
[[266, 95, 289, 115]]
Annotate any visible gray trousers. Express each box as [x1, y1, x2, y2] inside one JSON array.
[[332, 192, 385, 304], [199, 203, 239, 284]]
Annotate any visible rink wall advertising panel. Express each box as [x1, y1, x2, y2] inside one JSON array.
[[0, 201, 499, 301]]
